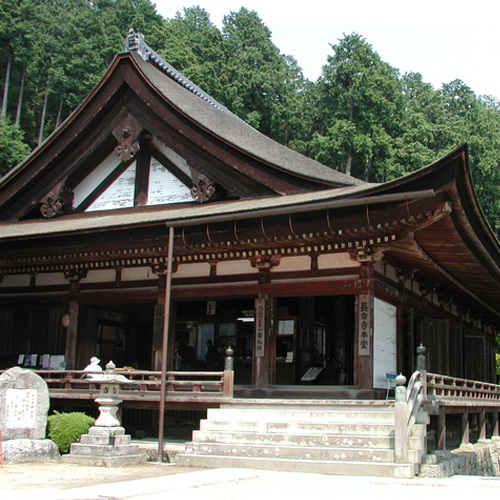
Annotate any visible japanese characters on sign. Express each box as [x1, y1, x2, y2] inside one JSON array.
[[5, 388, 38, 429], [255, 298, 265, 357], [358, 294, 371, 356], [207, 300, 216, 315]]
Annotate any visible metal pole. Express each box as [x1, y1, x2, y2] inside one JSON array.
[[158, 225, 175, 462]]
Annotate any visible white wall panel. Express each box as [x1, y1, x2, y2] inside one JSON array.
[[0, 274, 31, 287], [318, 253, 355, 269], [217, 260, 257, 276], [373, 298, 397, 389]]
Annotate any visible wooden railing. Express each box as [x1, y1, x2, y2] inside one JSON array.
[[1, 369, 234, 404], [426, 372, 500, 404], [395, 368, 500, 463], [394, 371, 427, 463], [406, 370, 427, 435]]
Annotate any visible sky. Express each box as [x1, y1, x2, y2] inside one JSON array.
[[153, 0, 500, 99]]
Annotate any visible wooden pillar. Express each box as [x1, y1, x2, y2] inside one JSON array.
[[64, 271, 85, 369], [479, 409, 487, 440], [65, 299, 79, 369], [437, 408, 447, 450], [461, 409, 470, 445], [152, 265, 177, 371], [492, 410, 499, 438], [354, 259, 376, 389], [253, 294, 272, 388]]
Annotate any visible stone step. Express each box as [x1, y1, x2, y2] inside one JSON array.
[[68, 443, 141, 457], [192, 429, 394, 449], [79, 434, 131, 446], [176, 454, 416, 479], [178, 399, 425, 478], [224, 399, 395, 410], [207, 408, 395, 424], [200, 419, 395, 436], [184, 441, 397, 462], [62, 453, 146, 467]]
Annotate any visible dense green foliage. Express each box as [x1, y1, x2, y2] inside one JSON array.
[[0, 115, 30, 173], [46, 410, 95, 453], [1, 1, 499, 233]]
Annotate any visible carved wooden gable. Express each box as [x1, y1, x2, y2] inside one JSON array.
[[0, 32, 360, 223]]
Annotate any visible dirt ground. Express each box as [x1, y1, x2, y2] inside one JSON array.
[[0, 461, 200, 490]]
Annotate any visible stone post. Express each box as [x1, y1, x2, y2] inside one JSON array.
[[224, 346, 234, 371], [416, 344, 427, 371], [394, 373, 408, 463], [223, 347, 235, 398]]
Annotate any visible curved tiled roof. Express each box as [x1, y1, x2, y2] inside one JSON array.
[[126, 31, 366, 188]]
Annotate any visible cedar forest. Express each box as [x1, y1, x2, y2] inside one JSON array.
[[1, 0, 500, 235]]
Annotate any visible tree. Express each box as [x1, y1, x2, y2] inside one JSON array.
[[311, 33, 403, 181], [388, 72, 452, 178], [159, 7, 224, 98], [0, 115, 30, 175], [220, 8, 290, 139]]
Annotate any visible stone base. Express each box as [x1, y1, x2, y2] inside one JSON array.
[[62, 454, 146, 466], [62, 425, 145, 467], [419, 440, 500, 477], [2, 438, 60, 464]]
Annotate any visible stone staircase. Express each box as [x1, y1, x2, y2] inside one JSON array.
[[176, 399, 427, 478]]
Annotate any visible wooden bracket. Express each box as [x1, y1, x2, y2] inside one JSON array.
[[190, 169, 224, 203], [64, 269, 88, 282], [40, 181, 74, 218], [249, 255, 281, 271], [113, 115, 143, 161]]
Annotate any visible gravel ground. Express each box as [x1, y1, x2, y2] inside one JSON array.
[[0, 461, 199, 490]]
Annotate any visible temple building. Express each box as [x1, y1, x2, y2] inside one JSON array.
[[1, 31, 499, 400]]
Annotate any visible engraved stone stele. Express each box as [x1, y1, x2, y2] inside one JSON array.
[[0, 367, 60, 463]]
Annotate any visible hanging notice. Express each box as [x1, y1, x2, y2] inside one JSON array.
[[358, 294, 371, 356], [255, 299, 265, 357]]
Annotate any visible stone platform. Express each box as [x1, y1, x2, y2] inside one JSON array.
[[62, 425, 145, 466]]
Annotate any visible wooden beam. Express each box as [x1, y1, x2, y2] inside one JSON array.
[[437, 408, 446, 450], [134, 145, 151, 206], [461, 409, 470, 445]]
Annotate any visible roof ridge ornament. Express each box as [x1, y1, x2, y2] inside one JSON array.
[[125, 29, 148, 59]]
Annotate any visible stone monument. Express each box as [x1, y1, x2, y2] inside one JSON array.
[[62, 361, 145, 466], [0, 367, 60, 464]]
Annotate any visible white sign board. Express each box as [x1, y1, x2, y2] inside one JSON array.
[[5, 388, 38, 429], [373, 298, 397, 389]]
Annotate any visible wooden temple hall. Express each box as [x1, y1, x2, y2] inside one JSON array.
[[2, 31, 500, 474]]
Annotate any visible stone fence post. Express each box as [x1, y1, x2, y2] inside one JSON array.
[[224, 346, 234, 371], [223, 347, 234, 398], [394, 373, 408, 463]]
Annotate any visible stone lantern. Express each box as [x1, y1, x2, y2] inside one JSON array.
[[62, 360, 145, 466]]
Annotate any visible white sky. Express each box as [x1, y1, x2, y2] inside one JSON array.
[[154, 0, 500, 98]]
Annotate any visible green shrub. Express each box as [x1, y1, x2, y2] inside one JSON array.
[[47, 411, 95, 453]]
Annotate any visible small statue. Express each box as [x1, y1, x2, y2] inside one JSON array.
[[82, 356, 102, 379]]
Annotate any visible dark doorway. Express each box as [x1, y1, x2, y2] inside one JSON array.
[[175, 298, 255, 384], [274, 295, 354, 385], [79, 303, 155, 370]]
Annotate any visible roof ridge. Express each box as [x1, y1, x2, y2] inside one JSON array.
[[124, 29, 245, 123]]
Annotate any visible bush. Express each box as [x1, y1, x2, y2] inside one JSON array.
[[47, 411, 95, 453]]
